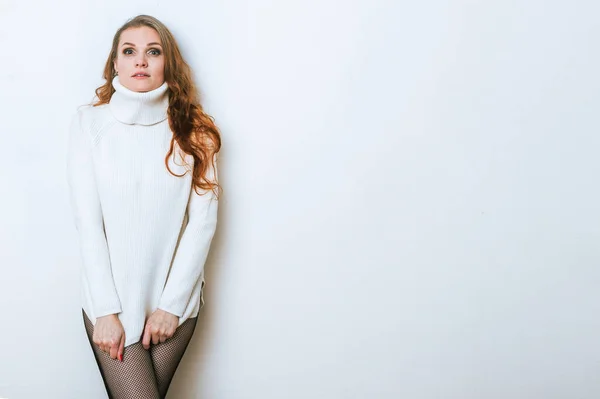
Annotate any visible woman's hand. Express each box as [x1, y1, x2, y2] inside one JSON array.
[[93, 314, 125, 361], [142, 309, 179, 349]]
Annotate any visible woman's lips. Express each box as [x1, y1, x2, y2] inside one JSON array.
[[132, 75, 149, 79]]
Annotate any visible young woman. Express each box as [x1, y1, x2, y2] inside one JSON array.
[[66, 14, 221, 398]]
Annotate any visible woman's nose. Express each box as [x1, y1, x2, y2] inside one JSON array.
[[135, 56, 147, 67]]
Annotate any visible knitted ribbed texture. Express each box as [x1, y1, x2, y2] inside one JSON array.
[[67, 76, 218, 347]]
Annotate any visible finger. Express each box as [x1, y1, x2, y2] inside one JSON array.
[[152, 331, 160, 345], [93, 336, 104, 353], [142, 325, 151, 350], [118, 334, 125, 362], [109, 338, 119, 360], [164, 329, 175, 342]]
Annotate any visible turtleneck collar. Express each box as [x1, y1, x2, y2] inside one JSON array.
[[108, 75, 169, 125]]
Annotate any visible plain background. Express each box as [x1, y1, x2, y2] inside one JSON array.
[[1, 0, 600, 398]]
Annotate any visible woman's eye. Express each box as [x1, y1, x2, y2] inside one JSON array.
[[123, 48, 161, 55]]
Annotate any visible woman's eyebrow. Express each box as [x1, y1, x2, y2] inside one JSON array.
[[121, 42, 163, 47]]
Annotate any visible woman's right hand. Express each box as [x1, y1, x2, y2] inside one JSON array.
[[93, 314, 125, 361]]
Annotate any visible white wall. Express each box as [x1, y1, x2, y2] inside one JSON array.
[[1, 0, 599, 398]]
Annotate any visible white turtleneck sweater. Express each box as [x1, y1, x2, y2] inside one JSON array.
[[66, 75, 218, 348]]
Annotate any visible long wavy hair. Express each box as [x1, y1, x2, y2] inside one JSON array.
[[91, 15, 221, 199]]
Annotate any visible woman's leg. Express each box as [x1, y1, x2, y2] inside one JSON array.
[[82, 309, 160, 399], [150, 316, 198, 398]]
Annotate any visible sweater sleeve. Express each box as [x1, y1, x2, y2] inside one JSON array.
[[157, 155, 219, 317], [66, 110, 122, 317]]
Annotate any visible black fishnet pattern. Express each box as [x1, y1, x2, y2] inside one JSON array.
[[150, 314, 198, 398], [82, 309, 198, 399]]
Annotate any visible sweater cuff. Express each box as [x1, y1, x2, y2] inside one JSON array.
[[157, 303, 185, 318], [93, 307, 123, 319]]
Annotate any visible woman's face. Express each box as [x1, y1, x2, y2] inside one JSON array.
[[113, 26, 165, 92]]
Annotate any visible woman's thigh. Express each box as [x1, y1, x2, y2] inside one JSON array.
[[150, 316, 198, 398], [82, 309, 160, 399]]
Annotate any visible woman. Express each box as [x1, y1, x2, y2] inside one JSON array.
[[66, 14, 221, 399]]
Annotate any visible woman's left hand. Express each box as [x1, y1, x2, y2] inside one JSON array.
[[142, 309, 179, 349]]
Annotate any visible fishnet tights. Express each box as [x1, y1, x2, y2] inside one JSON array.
[[83, 309, 198, 399]]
